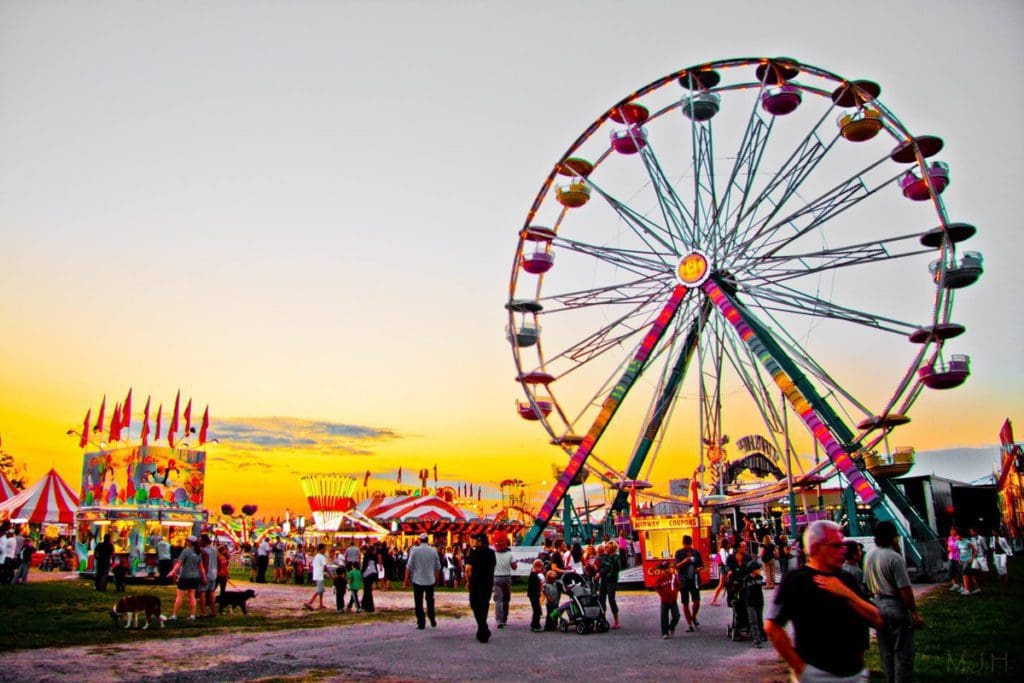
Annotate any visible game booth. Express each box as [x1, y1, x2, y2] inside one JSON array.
[[75, 445, 208, 577]]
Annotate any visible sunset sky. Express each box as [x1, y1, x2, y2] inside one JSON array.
[[1, 1, 1021, 518]]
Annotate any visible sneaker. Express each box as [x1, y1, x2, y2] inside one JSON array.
[[970, 589, 981, 595], [685, 625, 695, 633], [693, 620, 700, 630], [948, 585, 960, 591], [167, 615, 177, 622], [187, 615, 196, 621], [662, 634, 670, 640]]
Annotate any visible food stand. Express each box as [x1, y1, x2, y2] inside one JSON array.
[[75, 445, 208, 576]]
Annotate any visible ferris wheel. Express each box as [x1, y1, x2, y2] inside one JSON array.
[[507, 57, 982, 548]]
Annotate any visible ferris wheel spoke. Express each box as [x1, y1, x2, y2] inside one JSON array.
[[713, 92, 774, 233], [734, 161, 902, 259], [690, 123, 720, 243], [745, 233, 930, 286], [555, 237, 673, 278], [717, 323, 786, 434], [636, 144, 697, 248], [723, 107, 839, 255], [585, 177, 679, 259], [541, 274, 670, 313], [741, 282, 917, 335]]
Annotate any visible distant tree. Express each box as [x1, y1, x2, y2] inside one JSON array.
[[0, 449, 28, 491]]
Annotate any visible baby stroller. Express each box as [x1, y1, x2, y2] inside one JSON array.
[[555, 573, 610, 635], [725, 566, 751, 641]]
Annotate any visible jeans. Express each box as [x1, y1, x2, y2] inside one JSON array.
[[875, 597, 914, 683], [528, 593, 542, 629], [347, 588, 361, 611], [598, 580, 618, 617], [746, 604, 764, 643], [660, 602, 680, 635], [492, 575, 512, 625], [470, 589, 491, 640], [413, 583, 436, 627]]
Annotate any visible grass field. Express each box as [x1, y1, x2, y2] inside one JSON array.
[[0, 569, 454, 651], [864, 558, 1023, 681]]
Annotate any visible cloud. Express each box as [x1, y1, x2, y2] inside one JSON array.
[[210, 416, 400, 457]]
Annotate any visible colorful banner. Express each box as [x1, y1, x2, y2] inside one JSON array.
[[79, 445, 206, 509]]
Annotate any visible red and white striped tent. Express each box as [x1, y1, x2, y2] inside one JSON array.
[[0, 472, 17, 503], [0, 469, 79, 525], [356, 494, 470, 524]]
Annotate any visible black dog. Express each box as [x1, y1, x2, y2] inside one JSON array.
[[216, 589, 256, 615]]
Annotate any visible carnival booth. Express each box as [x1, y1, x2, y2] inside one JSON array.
[[75, 445, 208, 576], [0, 468, 78, 526], [356, 493, 524, 546]]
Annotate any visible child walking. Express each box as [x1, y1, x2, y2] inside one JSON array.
[[542, 570, 560, 631], [527, 559, 544, 632], [743, 560, 766, 647], [655, 560, 681, 639], [333, 564, 348, 613], [346, 562, 363, 613]]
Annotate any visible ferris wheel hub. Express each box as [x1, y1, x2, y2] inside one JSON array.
[[676, 250, 711, 287]]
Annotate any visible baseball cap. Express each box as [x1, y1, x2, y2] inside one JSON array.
[[418, 532, 428, 541], [186, 535, 197, 543]]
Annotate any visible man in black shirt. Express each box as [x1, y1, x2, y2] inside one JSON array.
[[464, 533, 496, 643], [94, 533, 115, 592], [673, 534, 704, 632], [765, 520, 881, 681]]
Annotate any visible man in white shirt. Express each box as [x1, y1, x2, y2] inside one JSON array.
[[0, 528, 17, 584], [492, 537, 518, 628], [304, 543, 329, 610], [404, 533, 441, 630], [256, 537, 271, 583]]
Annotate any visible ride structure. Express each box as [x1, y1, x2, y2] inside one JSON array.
[[508, 57, 979, 567]]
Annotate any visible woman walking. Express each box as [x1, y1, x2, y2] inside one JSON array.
[[168, 536, 206, 621]]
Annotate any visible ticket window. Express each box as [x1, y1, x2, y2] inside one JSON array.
[[643, 529, 677, 560]]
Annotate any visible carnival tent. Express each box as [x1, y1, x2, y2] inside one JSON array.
[[356, 494, 471, 523], [0, 469, 79, 524], [0, 472, 17, 503]]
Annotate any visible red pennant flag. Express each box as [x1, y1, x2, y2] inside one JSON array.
[[183, 398, 193, 435], [1000, 418, 1014, 448], [121, 389, 132, 432], [199, 405, 209, 445], [93, 395, 106, 433], [155, 403, 163, 441], [80, 409, 91, 448], [433, 464, 438, 483], [364, 470, 371, 487], [107, 402, 120, 442], [168, 390, 180, 447], [397, 466, 402, 483], [140, 397, 151, 447]]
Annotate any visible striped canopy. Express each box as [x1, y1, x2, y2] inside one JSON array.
[[357, 494, 470, 523], [0, 472, 17, 503], [0, 469, 79, 524]]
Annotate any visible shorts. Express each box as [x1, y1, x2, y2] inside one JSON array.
[[680, 579, 701, 605], [200, 580, 217, 593], [314, 579, 325, 594], [176, 576, 200, 591]]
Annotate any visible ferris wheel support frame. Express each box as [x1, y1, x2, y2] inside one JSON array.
[[522, 284, 690, 545], [609, 301, 711, 514], [704, 277, 937, 563]]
